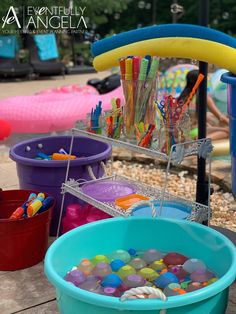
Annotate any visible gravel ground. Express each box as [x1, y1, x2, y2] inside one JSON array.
[[112, 160, 236, 232]]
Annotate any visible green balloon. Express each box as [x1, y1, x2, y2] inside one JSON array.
[[190, 128, 198, 139]]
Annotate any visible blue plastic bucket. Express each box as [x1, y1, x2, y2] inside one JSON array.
[[221, 72, 236, 196], [45, 217, 236, 314]]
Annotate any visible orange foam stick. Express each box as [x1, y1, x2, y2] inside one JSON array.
[[10, 207, 24, 220], [180, 73, 205, 120], [52, 153, 76, 160]]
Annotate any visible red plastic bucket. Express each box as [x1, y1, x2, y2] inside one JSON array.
[[0, 189, 55, 271]]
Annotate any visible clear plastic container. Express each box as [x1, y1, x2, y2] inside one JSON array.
[[158, 112, 191, 154]]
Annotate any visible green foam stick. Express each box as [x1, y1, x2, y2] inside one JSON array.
[[138, 58, 149, 81], [148, 57, 159, 79]]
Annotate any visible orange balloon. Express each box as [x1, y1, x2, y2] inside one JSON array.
[[0, 120, 12, 140]]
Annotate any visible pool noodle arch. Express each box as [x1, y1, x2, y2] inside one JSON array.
[[92, 24, 236, 74]]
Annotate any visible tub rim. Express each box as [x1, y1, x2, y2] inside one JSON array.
[[9, 135, 112, 168], [221, 72, 236, 85], [45, 217, 236, 311]]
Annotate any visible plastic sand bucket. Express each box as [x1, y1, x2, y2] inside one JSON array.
[[81, 180, 137, 202], [9, 136, 112, 235], [0, 189, 55, 271], [45, 217, 236, 314], [131, 201, 191, 219]]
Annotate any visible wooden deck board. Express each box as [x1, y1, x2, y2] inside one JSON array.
[[0, 234, 235, 313], [0, 262, 56, 314], [12, 300, 58, 314], [0, 262, 235, 314]]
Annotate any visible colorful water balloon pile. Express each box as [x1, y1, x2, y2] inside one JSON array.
[[64, 249, 218, 299]]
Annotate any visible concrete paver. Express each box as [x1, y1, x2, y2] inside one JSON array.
[[0, 263, 55, 314]]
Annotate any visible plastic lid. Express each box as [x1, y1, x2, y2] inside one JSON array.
[[81, 180, 137, 202]]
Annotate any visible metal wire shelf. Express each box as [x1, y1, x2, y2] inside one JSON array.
[[72, 129, 212, 164], [57, 129, 212, 237], [62, 174, 210, 223]]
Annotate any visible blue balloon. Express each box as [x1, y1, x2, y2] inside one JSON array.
[[110, 259, 125, 272], [154, 272, 179, 289], [128, 248, 137, 256], [101, 274, 122, 288]]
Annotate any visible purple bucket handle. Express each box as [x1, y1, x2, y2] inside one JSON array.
[[86, 161, 107, 180]]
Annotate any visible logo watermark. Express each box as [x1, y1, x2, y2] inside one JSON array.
[[1, 5, 88, 34]]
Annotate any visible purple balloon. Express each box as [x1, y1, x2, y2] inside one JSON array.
[[65, 269, 86, 286], [190, 269, 215, 283]]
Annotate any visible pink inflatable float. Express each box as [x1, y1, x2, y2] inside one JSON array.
[[0, 85, 123, 133], [37, 84, 98, 95]]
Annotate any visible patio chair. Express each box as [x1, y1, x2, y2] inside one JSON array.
[[0, 58, 33, 79], [0, 35, 32, 79], [26, 34, 65, 77], [87, 73, 121, 94]]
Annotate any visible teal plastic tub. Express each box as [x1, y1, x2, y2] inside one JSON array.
[[45, 218, 236, 314]]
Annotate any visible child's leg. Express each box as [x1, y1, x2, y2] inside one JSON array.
[[207, 130, 229, 141], [207, 112, 218, 125], [207, 126, 229, 133]]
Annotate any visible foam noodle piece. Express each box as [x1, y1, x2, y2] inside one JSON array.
[[92, 24, 236, 57], [91, 24, 236, 74], [211, 140, 230, 157]]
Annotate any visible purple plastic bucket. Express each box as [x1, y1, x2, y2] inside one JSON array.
[[9, 136, 112, 235]]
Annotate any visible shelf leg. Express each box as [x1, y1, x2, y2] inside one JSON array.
[[196, 0, 209, 225], [159, 157, 172, 217], [56, 192, 66, 238]]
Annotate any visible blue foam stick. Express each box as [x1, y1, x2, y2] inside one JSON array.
[[37, 196, 54, 214], [91, 24, 236, 57]]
